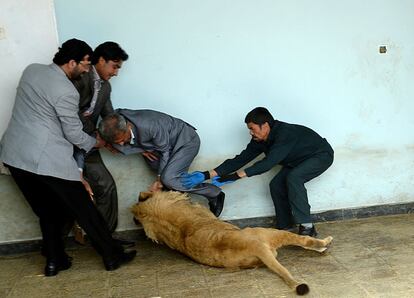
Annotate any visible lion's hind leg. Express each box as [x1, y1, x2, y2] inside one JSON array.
[[255, 244, 309, 295], [306, 236, 333, 253], [279, 232, 333, 253], [256, 228, 333, 253]]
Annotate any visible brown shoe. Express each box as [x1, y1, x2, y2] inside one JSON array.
[[73, 223, 86, 245]]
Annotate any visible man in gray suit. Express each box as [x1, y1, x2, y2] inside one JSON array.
[[72, 42, 129, 236], [98, 109, 226, 217], [0, 39, 135, 276]]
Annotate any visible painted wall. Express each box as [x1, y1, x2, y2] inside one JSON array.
[[0, 0, 59, 241], [1, 0, 413, 243]]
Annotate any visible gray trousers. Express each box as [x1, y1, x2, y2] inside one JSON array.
[[144, 134, 221, 199], [269, 151, 334, 229]]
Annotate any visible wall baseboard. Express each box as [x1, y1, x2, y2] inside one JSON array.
[[1, 201, 413, 256]]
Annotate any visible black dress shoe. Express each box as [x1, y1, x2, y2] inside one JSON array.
[[298, 225, 318, 237], [114, 238, 136, 248], [44, 257, 72, 276], [104, 250, 137, 271], [208, 192, 225, 217]]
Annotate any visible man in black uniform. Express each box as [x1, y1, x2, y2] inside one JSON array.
[[181, 107, 334, 236]]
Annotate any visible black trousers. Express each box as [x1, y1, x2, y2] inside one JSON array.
[[269, 152, 334, 229], [83, 150, 118, 233], [7, 165, 123, 264]]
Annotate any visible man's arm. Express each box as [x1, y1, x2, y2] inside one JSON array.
[[55, 92, 96, 152], [180, 142, 260, 189], [244, 140, 296, 177], [214, 141, 262, 176], [73, 147, 86, 169], [148, 124, 170, 175], [111, 143, 144, 155], [100, 83, 114, 118]]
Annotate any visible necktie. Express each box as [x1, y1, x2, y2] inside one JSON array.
[[83, 78, 102, 117]]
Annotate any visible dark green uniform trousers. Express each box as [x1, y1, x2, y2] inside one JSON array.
[[269, 151, 334, 229]]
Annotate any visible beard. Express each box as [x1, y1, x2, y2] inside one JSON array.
[[71, 73, 84, 81], [70, 66, 84, 80]]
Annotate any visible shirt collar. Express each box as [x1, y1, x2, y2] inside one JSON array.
[[91, 66, 103, 82], [129, 128, 135, 145], [266, 120, 279, 143]]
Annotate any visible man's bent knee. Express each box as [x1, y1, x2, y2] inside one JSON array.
[[160, 175, 185, 192]]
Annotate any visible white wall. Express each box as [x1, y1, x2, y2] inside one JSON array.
[[53, 0, 414, 151], [0, 0, 58, 136], [53, 0, 414, 217], [1, 0, 413, 243], [0, 0, 59, 241]]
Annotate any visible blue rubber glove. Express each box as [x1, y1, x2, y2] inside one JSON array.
[[211, 173, 240, 187], [180, 171, 208, 189], [211, 176, 235, 187]]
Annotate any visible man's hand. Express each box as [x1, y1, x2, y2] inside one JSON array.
[[80, 172, 95, 202], [94, 133, 106, 149], [180, 171, 207, 189], [149, 180, 163, 192], [142, 151, 159, 162], [211, 172, 241, 188]]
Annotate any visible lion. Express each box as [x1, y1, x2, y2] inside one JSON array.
[[131, 191, 333, 295]]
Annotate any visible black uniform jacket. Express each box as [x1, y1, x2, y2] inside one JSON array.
[[214, 120, 334, 177]]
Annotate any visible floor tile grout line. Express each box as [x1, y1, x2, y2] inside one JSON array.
[[5, 258, 26, 298]]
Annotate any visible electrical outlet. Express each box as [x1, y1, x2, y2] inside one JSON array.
[[0, 27, 6, 40], [379, 45, 387, 54]]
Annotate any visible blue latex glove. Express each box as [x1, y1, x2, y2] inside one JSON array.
[[211, 176, 236, 188], [180, 171, 206, 189]]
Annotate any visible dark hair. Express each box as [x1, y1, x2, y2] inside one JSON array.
[[244, 107, 274, 126], [98, 113, 128, 143], [52, 38, 93, 65], [91, 42, 129, 65]]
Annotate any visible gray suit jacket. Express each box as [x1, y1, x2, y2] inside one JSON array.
[[0, 63, 96, 181], [73, 68, 113, 135], [114, 109, 197, 175]]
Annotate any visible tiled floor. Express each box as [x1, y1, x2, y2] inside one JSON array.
[[1, 214, 414, 298]]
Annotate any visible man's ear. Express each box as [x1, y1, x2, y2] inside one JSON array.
[[82, 54, 90, 62], [98, 56, 107, 65], [68, 59, 77, 68], [262, 122, 270, 130]]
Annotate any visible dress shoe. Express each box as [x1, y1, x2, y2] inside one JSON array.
[[298, 225, 318, 237], [104, 250, 137, 271], [114, 238, 136, 248], [44, 257, 72, 276], [72, 223, 86, 245], [208, 192, 225, 217]]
